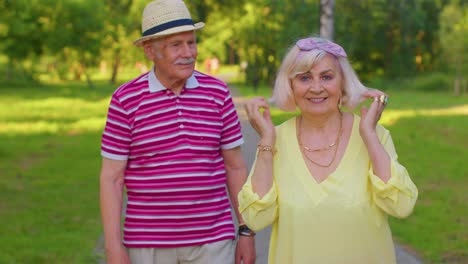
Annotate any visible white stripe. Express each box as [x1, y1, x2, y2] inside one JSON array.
[[129, 145, 219, 159], [109, 104, 128, 115], [222, 121, 237, 132], [132, 131, 221, 147], [124, 220, 232, 232], [134, 115, 222, 134], [101, 143, 129, 154], [125, 208, 231, 219], [125, 170, 224, 181], [101, 151, 128, 160], [222, 107, 236, 120], [120, 88, 146, 101], [222, 134, 243, 144], [123, 233, 233, 245], [127, 196, 227, 206], [178, 104, 220, 113], [221, 138, 244, 150], [128, 157, 223, 168], [127, 183, 225, 193], [107, 118, 130, 130], [134, 106, 178, 122], [182, 94, 224, 105], [133, 119, 174, 134], [103, 130, 131, 142]]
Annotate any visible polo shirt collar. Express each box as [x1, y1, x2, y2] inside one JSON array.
[[148, 66, 199, 93]]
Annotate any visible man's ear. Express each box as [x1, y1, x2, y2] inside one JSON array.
[[143, 42, 155, 61]]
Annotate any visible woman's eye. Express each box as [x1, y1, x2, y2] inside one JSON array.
[[299, 75, 311, 81], [321, 75, 332, 80]]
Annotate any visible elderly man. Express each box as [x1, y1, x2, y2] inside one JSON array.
[[99, 0, 256, 263]]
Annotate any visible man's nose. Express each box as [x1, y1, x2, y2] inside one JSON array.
[[181, 43, 194, 57]]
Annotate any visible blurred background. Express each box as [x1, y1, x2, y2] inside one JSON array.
[[0, 0, 466, 263]]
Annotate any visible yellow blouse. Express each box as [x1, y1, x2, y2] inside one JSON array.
[[238, 115, 418, 264]]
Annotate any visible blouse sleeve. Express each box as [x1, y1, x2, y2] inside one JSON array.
[[237, 153, 279, 231], [369, 128, 418, 219]]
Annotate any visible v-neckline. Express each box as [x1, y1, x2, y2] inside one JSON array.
[[294, 114, 357, 185]]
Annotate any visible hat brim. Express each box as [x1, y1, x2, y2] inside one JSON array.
[[134, 22, 204, 47]]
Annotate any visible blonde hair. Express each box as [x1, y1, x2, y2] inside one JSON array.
[[272, 39, 368, 112]]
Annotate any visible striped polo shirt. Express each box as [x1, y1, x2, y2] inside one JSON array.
[[101, 69, 244, 248]]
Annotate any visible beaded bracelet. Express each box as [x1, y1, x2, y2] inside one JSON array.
[[257, 144, 277, 155], [238, 224, 256, 237]]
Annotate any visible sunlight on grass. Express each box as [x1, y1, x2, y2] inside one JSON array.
[[380, 104, 468, 126], [0, 97, 110, 135], [1, 94, 466, 136]]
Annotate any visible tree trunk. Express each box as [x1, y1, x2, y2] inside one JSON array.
[[320, 0, 335, 40], [110, 53, 120, 85], [81, 62, 94, 88], [454, 58, 461, 96]]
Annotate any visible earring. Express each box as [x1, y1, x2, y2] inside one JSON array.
[[338, 97, 343, 108]]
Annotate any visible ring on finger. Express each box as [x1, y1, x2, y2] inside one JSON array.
[[379, 95, 389, 105]]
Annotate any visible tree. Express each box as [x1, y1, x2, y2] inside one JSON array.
[[439, 1, 468, 95], [0, 0, 50, 81], [45, 0, 106, 87], [320, 0, 335, 40]]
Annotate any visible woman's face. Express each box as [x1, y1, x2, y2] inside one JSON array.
[[291, 54, 343, 116]]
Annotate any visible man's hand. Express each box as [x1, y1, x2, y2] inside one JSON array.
[[106, 245, 131, 264], [235, 236, 256, 264]]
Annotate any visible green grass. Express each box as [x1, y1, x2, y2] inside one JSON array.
[[237, 85, 468, 263], [0, 80, 116, 263]]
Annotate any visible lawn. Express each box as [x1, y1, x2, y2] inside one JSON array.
[[0, 79, 466, 263], [235, 84, 468, 263], [0, 81, 115, 263]]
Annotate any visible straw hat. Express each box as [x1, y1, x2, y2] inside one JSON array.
[[134, 0, 204, 46]]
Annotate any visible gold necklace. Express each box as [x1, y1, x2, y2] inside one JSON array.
[[297, 113, 343, 168]]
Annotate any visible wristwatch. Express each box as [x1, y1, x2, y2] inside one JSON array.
[[238, 224, 256, 236]]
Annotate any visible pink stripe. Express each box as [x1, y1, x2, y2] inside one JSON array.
[[124, 227, 234, 241], [126, 187, 227, 197], [127, 192, 226, 202], [124, 215, 233, 229], [125, 226, 234, 237], [126, 177, 225, 189], [126, 204, 231, 215], [125, 211, 232, 223], [123, 236, 235, 248]]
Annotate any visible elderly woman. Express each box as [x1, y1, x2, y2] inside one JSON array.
[[238, 37, 418, 263]]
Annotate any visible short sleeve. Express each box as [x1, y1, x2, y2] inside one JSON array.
[[101, 94, 132, 160], [219, 90, 244, 149]]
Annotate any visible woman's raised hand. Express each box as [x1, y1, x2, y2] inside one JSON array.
[[359, 89, 388, 138], [244, 97, 276, 144]]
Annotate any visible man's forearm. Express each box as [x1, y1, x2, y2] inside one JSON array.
[[100, 175, 125, 250], [226, 165, 248, 224]]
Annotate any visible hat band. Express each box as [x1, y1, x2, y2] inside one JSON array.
[[143, 19, 194, 37]]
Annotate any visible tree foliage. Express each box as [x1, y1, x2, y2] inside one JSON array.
[[0, 0, 463, 89], [439, 0, 468, 94]]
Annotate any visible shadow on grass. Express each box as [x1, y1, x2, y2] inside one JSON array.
[[0, 80, 117, 102], [0, 131, 103, 263]]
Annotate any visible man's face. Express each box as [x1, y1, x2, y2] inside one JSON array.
[[145, 31, 198, 88]]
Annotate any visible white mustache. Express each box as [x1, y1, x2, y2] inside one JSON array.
[[175, 58, 195, 65]]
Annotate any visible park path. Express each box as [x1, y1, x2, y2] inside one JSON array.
[[94, 74, 424, 264]]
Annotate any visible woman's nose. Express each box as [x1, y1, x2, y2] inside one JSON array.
[[307, 79, 323, 93]]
